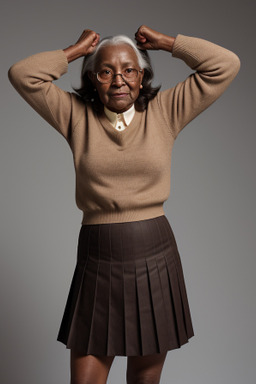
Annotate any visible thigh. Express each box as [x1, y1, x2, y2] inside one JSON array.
[[70, 350, 115, 384], [126, 352, 168, 384]]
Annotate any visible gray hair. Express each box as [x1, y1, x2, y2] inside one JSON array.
[[82, 35, 149, 74]]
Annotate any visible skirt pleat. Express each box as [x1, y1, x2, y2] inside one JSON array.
[[57, 215, 194, 356]]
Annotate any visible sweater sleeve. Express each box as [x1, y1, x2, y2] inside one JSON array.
[[157, 34, 241, 139], [8, 49, 84, 142]]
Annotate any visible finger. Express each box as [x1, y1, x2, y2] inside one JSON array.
[[135, 35, 147, 46], [135, 29, 146, 40], [135, 26, 143, 37], [92, 33, 100, 46], [137, 36, 147, 44], [136, 42, 147, 51]]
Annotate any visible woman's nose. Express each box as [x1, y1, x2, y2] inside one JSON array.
[[112, 73, 125, 86]]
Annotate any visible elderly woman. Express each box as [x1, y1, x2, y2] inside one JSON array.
[[8, 25, 240, 384]]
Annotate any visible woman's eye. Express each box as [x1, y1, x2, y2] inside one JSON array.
[[103, 70, 112, 75], [99, 69, 112, 76], [125, 68, 134, 74]]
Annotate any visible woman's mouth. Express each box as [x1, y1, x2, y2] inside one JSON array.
[[111, 93, 129, 98]]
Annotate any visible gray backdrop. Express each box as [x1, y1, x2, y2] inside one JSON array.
[[1, 0, 255, 383]]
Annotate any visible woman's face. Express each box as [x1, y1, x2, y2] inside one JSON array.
[[90, 44, 144, 113]]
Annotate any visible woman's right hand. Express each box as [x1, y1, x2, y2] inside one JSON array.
[[135, 25, 175, 53], [63, 29, 100, 63]]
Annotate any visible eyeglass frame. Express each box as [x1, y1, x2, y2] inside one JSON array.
[[93, 68, 144, 84]]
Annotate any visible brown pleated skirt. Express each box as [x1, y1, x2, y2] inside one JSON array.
[[57, 215, 194, 356]]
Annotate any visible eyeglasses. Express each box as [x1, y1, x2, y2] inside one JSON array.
[[94, 68, 143, 84]]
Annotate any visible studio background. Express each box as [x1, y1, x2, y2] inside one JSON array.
[[1, 0, 255, 383]]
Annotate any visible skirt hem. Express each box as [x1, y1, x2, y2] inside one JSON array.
[[57, 333, 194, 357]]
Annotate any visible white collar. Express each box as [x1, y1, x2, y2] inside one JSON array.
[[104, 104, 135, 127]]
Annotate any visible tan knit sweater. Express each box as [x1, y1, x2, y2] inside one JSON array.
[[8, 34, 240, 225]]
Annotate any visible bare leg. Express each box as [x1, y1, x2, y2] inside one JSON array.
[[70, 350, 115, 384], [126, 352, 167, 384]]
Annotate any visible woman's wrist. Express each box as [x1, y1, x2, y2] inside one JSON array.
[[63, 44, 83, 63], [158, 35, 176, 52]]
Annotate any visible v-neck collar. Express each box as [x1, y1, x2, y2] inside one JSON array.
[[97, 108, 143, 148]]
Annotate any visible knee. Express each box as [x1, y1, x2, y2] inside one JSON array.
[[71, 373, 109, 384], [70, 373, 102, 384], [71, 378, 103, 384], [126, 371, 161, 384], [71, 379, 94, 384]]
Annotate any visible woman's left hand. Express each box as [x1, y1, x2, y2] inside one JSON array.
[[135, 25, 175, 52]]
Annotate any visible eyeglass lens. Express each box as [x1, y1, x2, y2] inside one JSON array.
[[97, 69, 139, 83]]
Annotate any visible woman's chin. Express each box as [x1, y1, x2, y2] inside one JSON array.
[[106, 100, 133, 113]]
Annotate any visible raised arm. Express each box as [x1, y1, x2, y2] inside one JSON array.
[[135, 25, 241, 139], [8, 30, 100, 142]]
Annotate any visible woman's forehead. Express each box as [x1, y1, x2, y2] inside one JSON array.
[[95, 44, 139, 67]]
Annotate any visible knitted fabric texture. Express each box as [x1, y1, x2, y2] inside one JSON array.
[[8, 34, 240, 224]]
